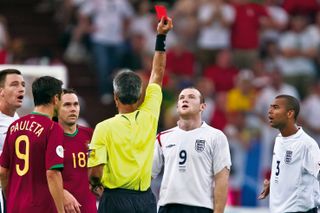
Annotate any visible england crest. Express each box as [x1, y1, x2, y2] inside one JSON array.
[[285, 150, 293, 164], [195, 139, 206, 152]]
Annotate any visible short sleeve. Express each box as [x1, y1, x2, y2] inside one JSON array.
[[212, 131, 232, 175], [0, 132, 11, 168], [139, 84, 162, 119], [88, 122, 108, 168], [152, 138, 164, 179], [303, 142, 320, 179], [224, 4, 235, 23], [198, 5, 212, 22], [46, 122, 64, 170]]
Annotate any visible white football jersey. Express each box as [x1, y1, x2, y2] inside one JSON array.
[[152, 122, 231, 209], [270, 128, 320, 213], [0, 111, 19, 154]]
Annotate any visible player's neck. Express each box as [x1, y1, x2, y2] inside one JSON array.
[[0, 104, 16, 117], [118, 103, 139, 114], [280, 124, 299, 137], [33, 105, 54, 119], [62, 124, 77, 135], [178, 117, 202, 131]]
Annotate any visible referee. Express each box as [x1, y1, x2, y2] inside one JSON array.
[[88, 17, 173, 213]]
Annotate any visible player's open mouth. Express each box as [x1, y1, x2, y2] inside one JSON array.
[[182, 104, 188, 109], [17, 95, 24, 100]]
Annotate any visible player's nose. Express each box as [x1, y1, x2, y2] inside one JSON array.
[[19, 85, 25, 93]]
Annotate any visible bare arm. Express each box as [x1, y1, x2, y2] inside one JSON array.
[[214, 167, 229, 213], [47, 170, 65, 213], [149, 17, 173, 86], [0, 166, 9, 199], [258, 179, 270, 200], [149, 51, 167, 86], [88, 164, 104, 198]]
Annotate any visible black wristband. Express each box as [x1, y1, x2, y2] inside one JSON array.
[[89, 176, 102, 189], [155, 34, 166, 51]]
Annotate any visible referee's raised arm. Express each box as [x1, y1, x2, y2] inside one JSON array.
[[149, 17, 173, 86]]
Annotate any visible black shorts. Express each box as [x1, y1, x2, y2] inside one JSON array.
[[0, 189, 5, 213], [158, 204, 212, 213], [98, 187, 156, 213], [288, 207, 318, 213]]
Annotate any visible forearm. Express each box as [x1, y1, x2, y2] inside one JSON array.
[[0, 167, 8, 199], [88, 165, 103, 182], [214, 182, 228, 213], [88, 165, 104, 198], [148, 17, 173, 86], [149, 50, 166, 86], [213, 168, 229, 213], [47, 170, 64, 213]]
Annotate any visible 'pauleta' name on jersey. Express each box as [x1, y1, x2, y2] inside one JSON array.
[[9, 120, 44, 137]]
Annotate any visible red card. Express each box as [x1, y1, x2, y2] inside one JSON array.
[[155, 5, 167, 21]]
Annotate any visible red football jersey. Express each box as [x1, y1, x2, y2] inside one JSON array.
[[0, 113, 64, 213], [62, 125, 97, 213]]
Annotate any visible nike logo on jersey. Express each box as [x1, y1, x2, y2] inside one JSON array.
[[166, 144, 176, 148]]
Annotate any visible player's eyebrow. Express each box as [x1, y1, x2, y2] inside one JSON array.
[[63, 101, 79, 106], [63, 102, 71, 106], [188, 94, 196, 98], [10, 80, 25, 87]]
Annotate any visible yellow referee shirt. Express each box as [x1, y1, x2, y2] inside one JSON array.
[[88, 83, 162, 191]]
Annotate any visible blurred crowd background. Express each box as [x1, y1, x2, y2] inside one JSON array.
[[1, 0, 320, 208]]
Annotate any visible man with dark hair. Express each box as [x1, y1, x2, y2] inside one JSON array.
[[0, 68, 25, 213], [88, 17, 173, 213], [259, 95, 320, 213], [112, 69, 142, 104], [58, 89, 97, 213], [0, 76, 65, 213]]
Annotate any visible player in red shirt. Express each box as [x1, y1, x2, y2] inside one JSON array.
[[231, 0, 270, 69], [203, 49, 239, 93], [0, 76, 64, 213], [58, 89, 97, 213]]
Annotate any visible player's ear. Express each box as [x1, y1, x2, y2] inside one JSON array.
[[114, 93, 119, 107], [287, 109, 295, 119], [0, 88, 3, 97], [52, 94, 60, 105], [200, 102, 206, 112]]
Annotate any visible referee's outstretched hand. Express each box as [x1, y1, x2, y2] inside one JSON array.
[[258, 179, 270, 200], [157, 17, 173, 35]]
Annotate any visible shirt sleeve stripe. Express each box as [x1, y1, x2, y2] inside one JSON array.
[[49, 164, 64, 170]]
